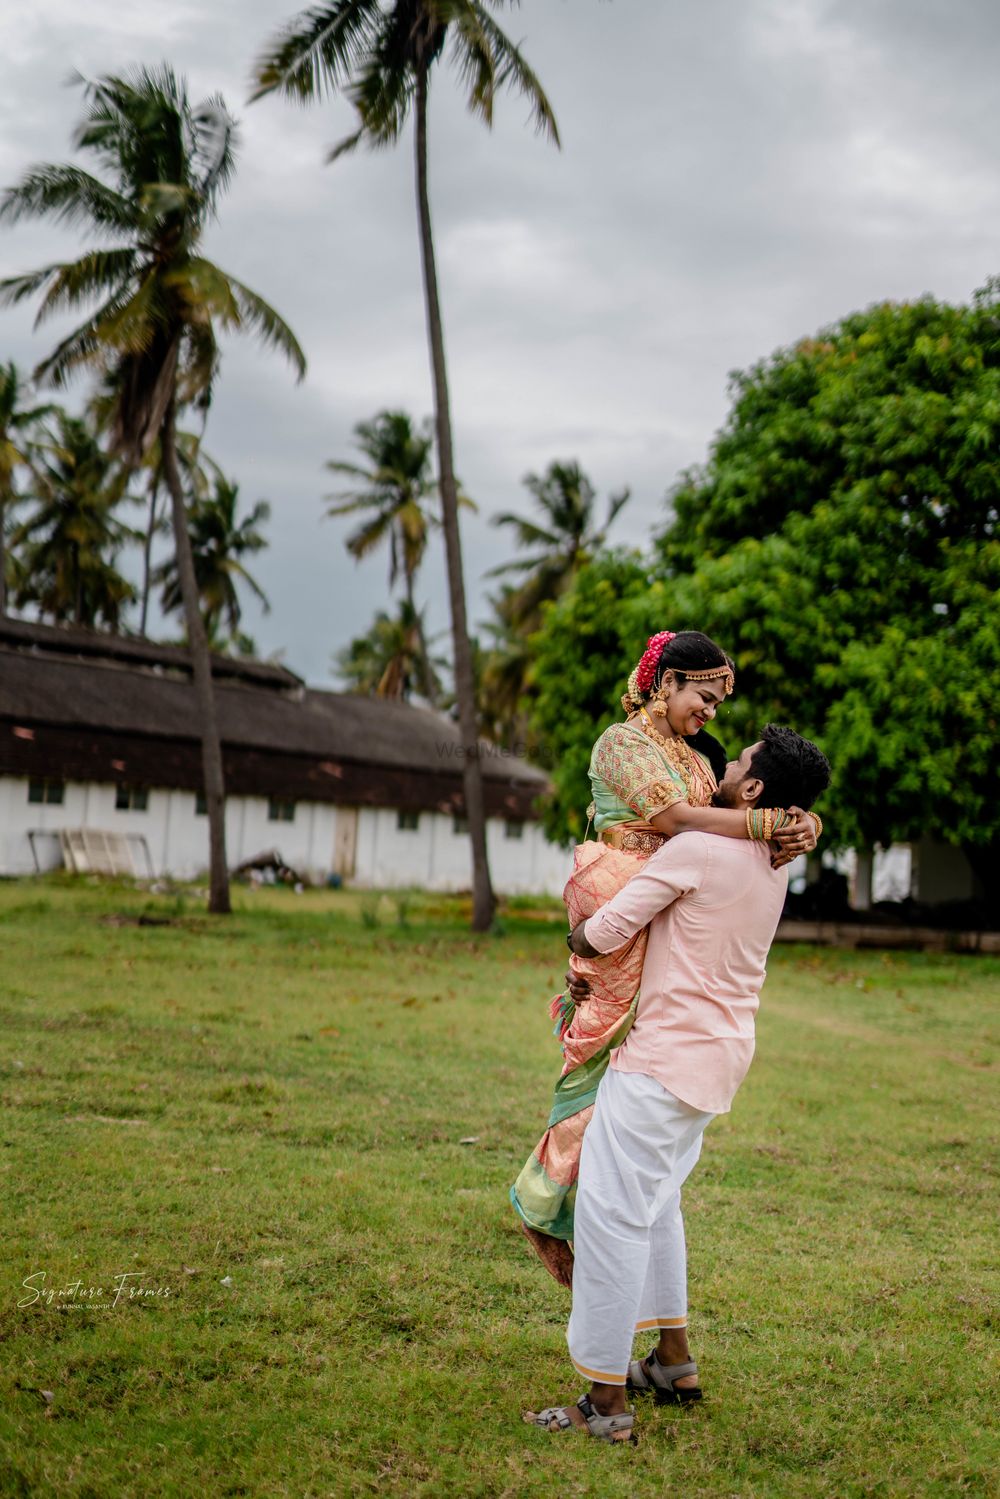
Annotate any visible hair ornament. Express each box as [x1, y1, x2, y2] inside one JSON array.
[[634, 631, 676, 693], [621, 630, 676, 713]]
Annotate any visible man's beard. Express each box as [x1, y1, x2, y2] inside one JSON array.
[[712, 783, 747, 810]]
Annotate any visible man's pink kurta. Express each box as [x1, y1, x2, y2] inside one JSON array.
[[583, 832, 789, 1114]]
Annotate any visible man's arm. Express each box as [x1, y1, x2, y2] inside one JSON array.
[[568, 835, 709, 957]]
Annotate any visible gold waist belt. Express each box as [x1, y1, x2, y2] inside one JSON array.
[[600, 823, 667, 857]]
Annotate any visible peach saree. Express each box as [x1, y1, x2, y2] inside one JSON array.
[[510, 721, 717, 1240]]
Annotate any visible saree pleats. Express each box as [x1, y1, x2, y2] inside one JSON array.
[[509, 842, 652, 1240]]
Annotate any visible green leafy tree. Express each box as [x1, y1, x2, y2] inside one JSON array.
[[646, 286, 1000, 903], [326, 409, 443, 703], [11, 410, 134, 628], [0, 67, 305, 913], [155, 470, 271, 645], [253, 1, 558, 931], [0, 362, 54, 613], [335, 597, 444, 701], [525, 549, 650, 844]]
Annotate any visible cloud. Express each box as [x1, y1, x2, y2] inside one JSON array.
[[0, 0, 997, 686]]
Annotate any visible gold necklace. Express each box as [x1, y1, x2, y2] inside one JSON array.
[[637, 708, 717, 803]]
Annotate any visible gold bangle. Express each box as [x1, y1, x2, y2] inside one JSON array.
[[809, 812, 823, 840]]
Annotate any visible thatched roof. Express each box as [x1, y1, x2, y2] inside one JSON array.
[[0, 623, 549, 818], [0, 616, 301, 689]]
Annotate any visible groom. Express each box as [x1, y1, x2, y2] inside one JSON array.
[[525, 724, 830, 1444]]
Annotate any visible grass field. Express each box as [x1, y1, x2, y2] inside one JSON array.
[[1, 877, 997, 1498]]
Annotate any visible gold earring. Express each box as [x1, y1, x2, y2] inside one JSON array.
[[649, 686, 670, 717]]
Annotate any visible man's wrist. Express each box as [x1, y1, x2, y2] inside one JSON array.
[[568, 919, 600, 958]]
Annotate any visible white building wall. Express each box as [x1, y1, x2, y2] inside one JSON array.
[[0, 775, 571, 894], [351, 805, 572, 896], [833, 845, 914, 905]]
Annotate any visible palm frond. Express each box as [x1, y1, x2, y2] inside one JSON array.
[[31, 284, 136, 387], [169, 258, 240, 326], [490, 511, 561, 548], [344, 510, 393, 562], [251, 0, 383, 103], [177, 322, 220, 406], [324, 460, 371, 482], [325, 127, 365, 163], [449, 2, 560, 143], [226, 274, 307, 379], [341, 18, 417, 148], [75, 67, 190, 193], [92, 273, 162, 355], [604, 485, 631, 529], [30, 248, 138, 327], [187, 96, 238, 203], [224, 560, 271, 611], [0, 165, 136, 235], [0, 263, 70, 310]]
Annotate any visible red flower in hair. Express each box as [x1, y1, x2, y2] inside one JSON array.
[[635, 630, 676, 692]]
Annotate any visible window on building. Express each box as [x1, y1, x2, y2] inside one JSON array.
[[452, 814, 469, 835], [268, 798, 296, 823], [397, 810, 420, 832], [504, 819, 525, 840], [115, 785, 149, 812], [27, 778, 65, 805], [195, 792, 208, 816]]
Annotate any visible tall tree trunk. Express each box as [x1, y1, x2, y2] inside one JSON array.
[[404, 565, 438, 707], [73, 542, 82, 626], [140, 470, 160, 636], [961, 839, 999, 923], [0, 494, 7, 616], [852, 846, 874, 911], [414, 65, 495, 931], [161, 397, 231, 914]]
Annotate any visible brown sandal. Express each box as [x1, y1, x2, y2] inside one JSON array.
[[626, 1350, 702, 1405]]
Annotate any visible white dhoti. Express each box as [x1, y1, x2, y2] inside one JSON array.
[[567, 1066, 715, 1386]]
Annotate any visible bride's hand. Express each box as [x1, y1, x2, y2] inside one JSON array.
[[770, 807, 818, 869]]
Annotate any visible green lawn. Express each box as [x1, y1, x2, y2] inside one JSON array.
[[1, 879, 997, 1498]]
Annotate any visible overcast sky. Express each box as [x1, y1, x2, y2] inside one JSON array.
[[1, 0, 998, 685]]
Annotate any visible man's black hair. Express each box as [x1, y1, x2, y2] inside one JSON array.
[[749, 724, 831, 810]]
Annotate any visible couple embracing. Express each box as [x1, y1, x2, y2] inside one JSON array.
[[511, 629, 831, 1445]]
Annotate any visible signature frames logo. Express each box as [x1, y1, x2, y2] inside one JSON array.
[[18, 1271, 174, 1310]]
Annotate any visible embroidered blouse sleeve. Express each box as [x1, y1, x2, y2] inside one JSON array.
[[592, 725, 689, 822]]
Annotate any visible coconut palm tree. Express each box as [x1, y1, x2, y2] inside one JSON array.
[[335, 596, 443, 701], [490, 460, 630, 631], [475, 582, 534, 747], [156, 471, 271, 645], [0, 362, 54, 613], [0, 67, 305, 913], [86, 373, 210, 637], [326, 408, 448, 703], [11, 410, 135, 628], [253, 2, 558, 931]]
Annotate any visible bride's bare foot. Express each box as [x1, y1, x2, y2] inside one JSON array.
[[521, 1223, 574, 1288]]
